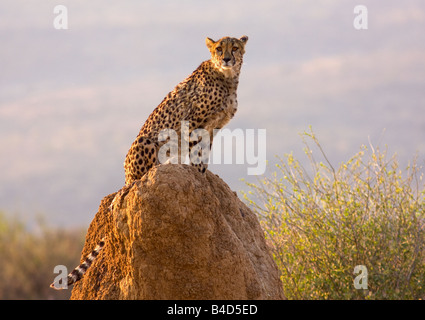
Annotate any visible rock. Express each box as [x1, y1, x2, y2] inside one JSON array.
[[70, 164, 285, 300]]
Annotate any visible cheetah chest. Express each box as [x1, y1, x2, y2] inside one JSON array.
[[205, 91, 237, 133]]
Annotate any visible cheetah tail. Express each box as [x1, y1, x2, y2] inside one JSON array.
[[50, 237, 107, 290]]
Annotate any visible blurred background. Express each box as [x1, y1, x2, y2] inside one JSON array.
[[0, 0, 424, 299]]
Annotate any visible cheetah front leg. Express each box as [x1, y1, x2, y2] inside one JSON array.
[[192, 162, 208, 175], [188, 135, 212, 175]]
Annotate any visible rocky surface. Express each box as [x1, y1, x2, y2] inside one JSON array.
[[70, 164, 284, 300]]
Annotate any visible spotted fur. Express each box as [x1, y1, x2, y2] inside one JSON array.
[[123, 35, 248, 185], [50, 35, 248, 290], [50, 237, 106, 290]]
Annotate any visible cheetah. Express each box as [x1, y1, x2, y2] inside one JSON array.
[[111, 35, 248, 210], [50, 35, 248, 290], [124, 35, 248, 183]]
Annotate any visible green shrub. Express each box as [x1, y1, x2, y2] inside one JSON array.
[[0, 213, 85, 299], [244, 130, 425, 299]]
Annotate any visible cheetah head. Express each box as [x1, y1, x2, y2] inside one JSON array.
[[206, 35, 248, 77]]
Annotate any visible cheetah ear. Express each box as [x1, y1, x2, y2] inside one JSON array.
[[239, 35, 248, 45], [205, 37, 216, 50]]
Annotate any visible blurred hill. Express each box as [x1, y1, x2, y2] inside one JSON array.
[[0, 0, 424, 228]]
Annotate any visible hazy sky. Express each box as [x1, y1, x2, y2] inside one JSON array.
[[1, 0, 424, 227]]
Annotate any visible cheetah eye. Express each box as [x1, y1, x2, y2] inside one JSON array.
[[216, 47, 222, 53], [232, 46, 238, 52]]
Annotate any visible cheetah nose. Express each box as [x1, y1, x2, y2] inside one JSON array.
[[223, 57, 231, 63]]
